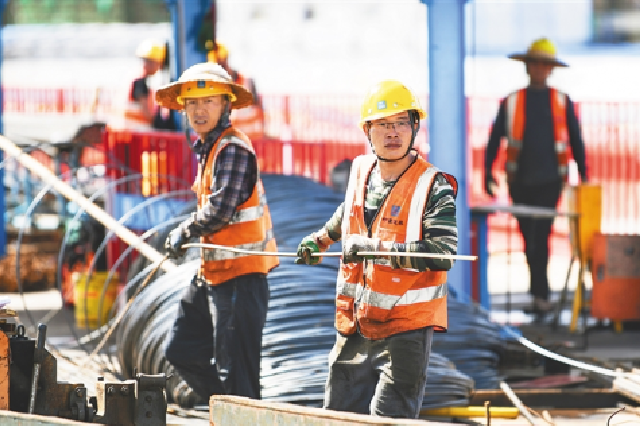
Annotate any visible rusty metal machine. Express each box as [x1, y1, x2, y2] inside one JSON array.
[[0, 309, 169, 425]]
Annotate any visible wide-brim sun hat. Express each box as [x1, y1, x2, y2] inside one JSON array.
[[508, 37, 568, 68], [156, 62, 254, 111]]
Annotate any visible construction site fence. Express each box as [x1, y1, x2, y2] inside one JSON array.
[[3, 88, 639, 258]]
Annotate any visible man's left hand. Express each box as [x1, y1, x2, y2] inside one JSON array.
[[342, 235, 380, 264]]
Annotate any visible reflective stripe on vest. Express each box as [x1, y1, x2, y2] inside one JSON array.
[[336, 279, 447, 309], [505, 88, 570, 182], [203, 228, 275, 261], [336, 154, 450, 339], [195, 127, 279, 285]]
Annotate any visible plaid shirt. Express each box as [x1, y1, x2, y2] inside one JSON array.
[[324, 162, 458, 271], [182, 131, 257, 239]]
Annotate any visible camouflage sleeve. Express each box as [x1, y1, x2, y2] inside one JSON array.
[[322, 202, 345, 242], [389, 174, 458, 271]]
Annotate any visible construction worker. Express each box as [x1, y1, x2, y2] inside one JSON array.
[[207, 42, 264, 140], [484, 38, 588, 317], [295, 80, 458, 419], [207, 42, 258, 103], [124, 39, 177, 131], [155, 62, 279, 405]]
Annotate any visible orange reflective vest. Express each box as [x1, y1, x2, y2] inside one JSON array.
[[193, 127, 279, 286], [505, 88, 570, 183], [335, 154, 457, 340], [229, 71, 264, 140], [124, 79, 155, 131]]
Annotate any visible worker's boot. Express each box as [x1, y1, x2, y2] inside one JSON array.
[[172, 379, 204, 408], [523, 297, 554, 321]]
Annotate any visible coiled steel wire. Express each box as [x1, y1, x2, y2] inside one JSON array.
[[431, 299, 503, 389], [2, 141, 491, 408], [117, 174, 484, 407], [4, 143, 625, 415]]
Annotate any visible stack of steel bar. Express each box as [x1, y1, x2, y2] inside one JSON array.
[[116, 174, 488, 408]]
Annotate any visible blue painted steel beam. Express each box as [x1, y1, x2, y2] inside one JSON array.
[[0, 0, 9, 257], [422, 0, 471, 302], [164, 0, 209, 79], [164, 0, 209, 132]]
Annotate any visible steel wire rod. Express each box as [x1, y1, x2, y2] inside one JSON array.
[[182, 242, 478, 261]]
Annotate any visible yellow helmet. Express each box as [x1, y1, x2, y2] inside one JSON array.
[[136, 39, 166, 63], [207, 42, 229, 63], [359, 80, 426, 129], [508, 37, 567, 67]]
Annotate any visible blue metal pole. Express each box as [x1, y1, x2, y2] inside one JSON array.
[[422, 0, 471, 303], [0, 0, 9, 257], [164, 0, 209, 78], [164, 0, 209, 132]]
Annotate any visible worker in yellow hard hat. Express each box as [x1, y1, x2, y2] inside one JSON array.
[[295, 80, 459, 419], [484, 37, 588, 318], [124, 39, 177, 131], [155, 62, 278, 407], [206, 41, 259, 107]]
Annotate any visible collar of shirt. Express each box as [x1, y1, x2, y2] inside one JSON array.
[[192, 117, 232, 164]]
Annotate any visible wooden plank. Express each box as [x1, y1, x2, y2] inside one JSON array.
[[210, 395, 454, 426], [613, 376, 640, 404], [509, 374, 588, 389], [0, 410, 96, 425], [470, 388, 635, 409]]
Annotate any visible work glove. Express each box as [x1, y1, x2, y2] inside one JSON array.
[[342, 235, 380, 264], [484, 172, 497, 198], [295, 234, 322, 265], [165, 226, 189, 259]]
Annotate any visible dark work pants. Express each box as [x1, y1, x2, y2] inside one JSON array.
[[165, 273, 269, 400], [509, 180, 563, 302], [324, 327, 434, 419]]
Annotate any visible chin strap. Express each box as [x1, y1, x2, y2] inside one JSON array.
[[367, 110, 421, 162]]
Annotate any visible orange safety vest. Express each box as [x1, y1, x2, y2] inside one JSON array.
[[335, 154, 457, 340], [230, 71, 264, 140], [123, 78, 155, 131], [193, 127, 279, 286], [505, 88, 570, 183]]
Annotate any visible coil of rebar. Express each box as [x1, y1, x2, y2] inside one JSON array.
[[116, 174, 497, 408]]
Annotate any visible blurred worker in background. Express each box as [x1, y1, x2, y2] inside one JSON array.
[[296, 80, 458, 419], [124, 39, 178, 131], [207, 42, 265, 141], [156, 62, 279, 406], [207, 42, 259, 105], [484, 38, 588, 317]]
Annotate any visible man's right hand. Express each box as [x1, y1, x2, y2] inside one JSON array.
[[484, 173, 498, 198], [295, 234, 321, 265], [165, 227, 189, 259]]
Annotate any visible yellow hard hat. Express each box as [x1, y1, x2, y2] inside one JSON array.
[[155, 62, 253, 111], [508, 37, 568, 67], [136, 39, 166, 63], [359, 80, 426, 129], [207, 42, 229, 63]]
